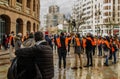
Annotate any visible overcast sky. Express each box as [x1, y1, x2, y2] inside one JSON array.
[[40, 0, 75, 26]]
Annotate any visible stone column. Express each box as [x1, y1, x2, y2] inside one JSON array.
[[9, 0, 12, 7], [35, 1, 37, 18], [31, 22, 33, 32], [22, 0, 26, 12], [11, 0, 16, 8], [30, 0, 33, 15]]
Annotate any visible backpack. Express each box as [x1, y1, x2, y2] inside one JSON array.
[[7, 56, 42, 79]]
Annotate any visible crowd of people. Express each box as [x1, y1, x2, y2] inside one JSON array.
[[2, 31, 119, 79], [50, 32, 120, 69]]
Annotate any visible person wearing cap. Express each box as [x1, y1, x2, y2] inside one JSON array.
[[103, 37, 110, 66], [84, 33, 94, 67], [71, 33, 83, 69], [56, 32, 67, 70], [45, 32, 53, 49]]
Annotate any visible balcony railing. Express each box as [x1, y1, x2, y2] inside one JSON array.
[[0, 0, 9, 7], [26, 8, 30, 14], [15, 2, 22, 11]]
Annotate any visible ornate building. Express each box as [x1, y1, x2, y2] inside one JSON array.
[[46, 5, 64, 27], [0, 0, 40, 44]]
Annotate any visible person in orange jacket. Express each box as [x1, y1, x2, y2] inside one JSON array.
[[66, 34, 71, 55], [72, 33, 83, 69], [92, 37, 97, 56], [82, 36, 86, 54], [111, 39, 118, 64], [109, 36, 113, 60], [84, 33, 93, 67], [56, 32, 67, 70], [103, 37, 110, 66], [98, 36, 102, 56]]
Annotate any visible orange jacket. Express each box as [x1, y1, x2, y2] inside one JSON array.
[[56, 37, 68, 48], [98, 39, 102, 46], [65, 37, 71, 47], [104, 40, 110, 49], [82, 38, 86, 48], [92, 38, 97, 46], [112, 46, 115, 53], [75, 37, 81, 46], [87, 37, 94, 46], [56, 37, 61, 48]]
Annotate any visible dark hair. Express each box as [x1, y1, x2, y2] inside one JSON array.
[[11, 31, 14, 34], [76, 33, 80, 38], [34, 31, 44, 42], [29, 33, 34, 38], [60, 32, 64, 36]]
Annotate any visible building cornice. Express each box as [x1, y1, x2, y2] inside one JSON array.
[[0, 5, 40, 23]]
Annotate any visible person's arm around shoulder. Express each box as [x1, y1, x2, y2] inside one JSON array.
[[15, 45, 38, 57]]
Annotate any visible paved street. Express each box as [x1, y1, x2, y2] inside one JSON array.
[[0, 47, 120, 79]]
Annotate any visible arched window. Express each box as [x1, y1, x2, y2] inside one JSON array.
[[33, 0, 35, 11], [0, 15, 11, 44], [16, 0, 22, 3], [7, 0, 9, 3], [16, 18, 23, 34], [27, 0, 31, 8], [27, 21, 31, 33], [33, 23, 36, 32]]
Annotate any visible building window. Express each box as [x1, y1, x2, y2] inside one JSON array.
[[119, 0, 120, 4], [104, 12, 109, 16], [16, 0, 22, 3], [113, 0, 115, 4], [104, 6, 111, 10], [33, 0, 35, 11], [27, 0, 31, 8], [104, 0, 108, 3], [118, 12, 120, 17], [104, 18, 108, 23], [104, 0, 111, 3], [118, 6, 120, 10]]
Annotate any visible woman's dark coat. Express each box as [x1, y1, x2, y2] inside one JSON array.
[[15, 41, 54, 79]]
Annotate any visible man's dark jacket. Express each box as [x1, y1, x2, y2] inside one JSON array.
[[86, 37, 93, 51], [15, 41, 54, 79]]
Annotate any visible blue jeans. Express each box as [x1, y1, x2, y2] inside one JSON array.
[[112, 51, 117, 64], [104, 51, 109, 65]]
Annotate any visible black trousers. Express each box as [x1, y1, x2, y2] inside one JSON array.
[[93, 46, 96, 55], [98, 46, 102, 56], [86, 50, 93, 66], [58, 48, 67, 69], [68, 44, 70, 53]]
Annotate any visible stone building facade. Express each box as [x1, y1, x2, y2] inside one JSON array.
[[0, 0, 40, 41]]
